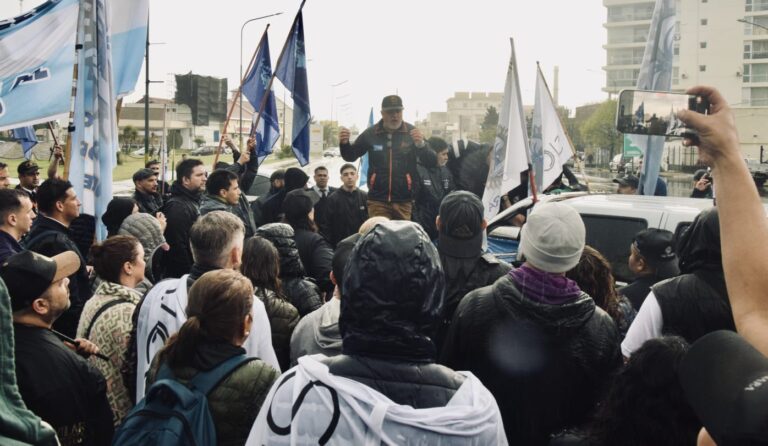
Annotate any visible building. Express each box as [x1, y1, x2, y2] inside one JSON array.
[[603, 0, 768, 160], [420, 92, 504, 143]]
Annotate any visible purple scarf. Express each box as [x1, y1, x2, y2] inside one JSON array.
[[508, 264, 582, 305]]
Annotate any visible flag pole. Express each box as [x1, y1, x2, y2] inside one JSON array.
[[212, 23, 270, 169], [62, 53, 81, 181]]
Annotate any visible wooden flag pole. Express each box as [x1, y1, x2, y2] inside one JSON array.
[[212, 24, 270, 169]]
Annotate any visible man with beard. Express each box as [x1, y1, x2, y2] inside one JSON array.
[[161, 158, 206, 278], [132, 168, 164, 216]]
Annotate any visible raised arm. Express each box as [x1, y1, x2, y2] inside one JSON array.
[[339, 127, 369, 162]]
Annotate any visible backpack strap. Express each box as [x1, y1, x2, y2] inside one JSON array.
[[189, 354, 252, 395]]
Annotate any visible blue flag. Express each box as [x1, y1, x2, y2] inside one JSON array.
[[69, 0, 118, 241], [359, 108, 373, 187], [632, 0, 676, 196], [10, 126, 38, 159], [274, 11, 310, 166], [0, 0, 79, 131], [243, 31, 280, 165], [109, 0, 148, 97]]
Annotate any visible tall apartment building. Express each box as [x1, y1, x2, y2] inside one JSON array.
[[604, 0, 768, 160], [421, 92, 503, 143]]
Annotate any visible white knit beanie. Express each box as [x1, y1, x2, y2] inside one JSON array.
[[519, 202, 586, 273]]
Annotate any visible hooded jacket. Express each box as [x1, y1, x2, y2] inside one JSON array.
[[118, 213, 167, 283], [289, 297, 342, 366], [413, 162, 454, 239], [161, 182, 202, 278], [200, 193, 257, 238], [255, 223, 323, 317], [255, 287, 299, 372], [441, 274, 621, 444]]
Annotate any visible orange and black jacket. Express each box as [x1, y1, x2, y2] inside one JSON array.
[[340, 120, 437, 203]]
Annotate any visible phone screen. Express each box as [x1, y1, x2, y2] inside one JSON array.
[[616, 90, 708, 137]]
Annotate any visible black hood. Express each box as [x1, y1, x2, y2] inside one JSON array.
[[340, 220, 445, 362], [678, 207, 721, 274], [254, 223, 307, 278]]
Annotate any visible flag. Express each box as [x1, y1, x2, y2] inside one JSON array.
[[632, 0, 676, 195], [10, 126, 38, 159], [531, 65, 574, 192], [0, 0, 79, 131], [243, 31, 280, 165], [274, 11, 310, 166], [359, 107, 373, 187], [68, 0, 118, 241], [634, 102, 645, 125], [109, 0, 148, 98], [481, 39, 530, 221]]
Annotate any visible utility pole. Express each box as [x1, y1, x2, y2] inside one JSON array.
[[144, 17, 150, 164]]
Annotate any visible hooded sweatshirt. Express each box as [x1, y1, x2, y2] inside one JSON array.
[[289, 298, 342, 366]]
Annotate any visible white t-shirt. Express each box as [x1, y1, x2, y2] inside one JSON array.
[[620, 291, 664, 358]]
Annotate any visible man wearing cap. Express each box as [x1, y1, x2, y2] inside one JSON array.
[[613, 175, 639, 194], [620, 228, 680, 311], [16, 160, 41, 211], [441, 202, 621, 443], [132, 168, 164, 216], [691, 168, 713, 199], [0, 189, 36, 263], [339, 95, 436, 220], [324, 163, 368, 247], [413, 136, 455, 240], [1, 250, 114, 445], [433, 191, 510, 351]]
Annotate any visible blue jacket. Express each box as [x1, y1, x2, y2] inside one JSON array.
[[0, 230, 22, 265]]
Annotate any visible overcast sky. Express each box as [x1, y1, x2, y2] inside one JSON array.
[[5, 0, 609, 129]]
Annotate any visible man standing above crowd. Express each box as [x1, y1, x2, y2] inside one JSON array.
[[339, 95, 436, 220], [324, 163, 368, 247], [200, 169, 257, 237], [413, 136, 454, 239], [162, 158, 206, 278], [0, 162, 11, 189], [0, 189, 35, 263], [132, 168, 163, 216]]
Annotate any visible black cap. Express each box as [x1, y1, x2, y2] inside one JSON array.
[[17, 160, 39, 176], [0, 250, 80, 311], [132, 168, 157, 183], [633, 228, 679, 278], [613, 175, 639, 189], [282, 189, 314, 220], [381, 95, 404, 112], [680, 330, 768, 445], [438, 191, 484, 258]]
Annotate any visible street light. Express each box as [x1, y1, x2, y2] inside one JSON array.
[[330, 80, 348, 123], [240, 12, 283, 148]]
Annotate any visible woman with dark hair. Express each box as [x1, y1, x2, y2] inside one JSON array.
[[146, 269, 279, 446], [101, 197, 138, 237], [550, 337, 700, 446], [567, 246, 637, 338], [241, 236, 300, 371], [282, 190, 334, 296], [76, 235, 145, 426]]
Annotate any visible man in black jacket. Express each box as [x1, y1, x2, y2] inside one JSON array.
[[24, 179, 91, 338], [413, 137, 454, 240], [339, 95, 436, 220], [161, 158, 206, 278], [307, 165, 337, 237], [132, 168, 163, 216], [2, 250, 114, 445], [324, 163, 368, 247]]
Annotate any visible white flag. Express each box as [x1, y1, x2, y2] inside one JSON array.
[[481, 39, 530, 221], [531, 66, 574, 192]]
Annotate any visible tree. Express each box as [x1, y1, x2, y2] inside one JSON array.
[[168, 129, 183, 150], [193, 136, 205, 148], [580, 99, 621, 165], [479, 106, 499, 144], [120, 126, 138, 154], [320, 120, 339, 148]]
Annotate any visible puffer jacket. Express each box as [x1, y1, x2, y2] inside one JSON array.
[[441, 274, 622, 445], [292, 228, 334, 295], [161, 182, 201, 278], [255, 223, 322, 316], [147, 344, 279, 446], [255, 287, 299, 372], [341, 120, 437, 203]]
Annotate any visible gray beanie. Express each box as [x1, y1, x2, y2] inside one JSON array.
[[519, 202, 585, 273], [118, 213, 167, 262]]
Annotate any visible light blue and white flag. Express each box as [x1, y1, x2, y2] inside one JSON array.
[[0, 0, 79, 131], [243, 31, 280, 166], [359, 107, 373, 187], [275, 10, 310, 166], [481, 39, 530, 221], [10, 126, 38, 159], [633, 0, 676, 196], [69, 0, 118, 241], [109, 0, 148, 98]]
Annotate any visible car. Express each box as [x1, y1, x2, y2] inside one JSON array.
[[244, 171, 274, 202], [486, 192, 717, 283]]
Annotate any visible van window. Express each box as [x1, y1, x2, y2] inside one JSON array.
[[580, 214, 648, 283]]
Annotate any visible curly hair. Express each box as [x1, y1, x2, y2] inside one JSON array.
[[566, 245, 620, 322]]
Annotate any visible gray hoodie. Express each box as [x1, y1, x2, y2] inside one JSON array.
[[289, 297, 341, 366]]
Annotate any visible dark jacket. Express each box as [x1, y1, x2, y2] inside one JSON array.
[[147, 343, 278, 446], [14, 324, 114, 446], [258, 188, 286, 225], [199, 193, 257, 238], [255, 223, 323, 317], [324, 187, 368, 247], [0, 229, 22, 264], [341, 120, 437, 203], [413, 163, 454, 239], [441, 275, 622, 445], [161, 182, 202, 278], [308, 186, 337, 238], [293, 228, 334, 295], [620, 275, 659, 311], [132, 190, 163, 216], [255, 287, 299, 372], [24, 216, 92, 338]]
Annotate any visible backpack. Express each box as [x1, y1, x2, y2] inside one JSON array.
[[112, 354, 251, 446]]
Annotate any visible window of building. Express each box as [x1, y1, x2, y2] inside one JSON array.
[[672, 67, 680, 85], [701, 18, 708, 26], [744, 63, 768, 82], [750, 87, 768, 106], [700, 42, 707, 49], [746, 0, 768, 12], [699, 65, 707, 72]]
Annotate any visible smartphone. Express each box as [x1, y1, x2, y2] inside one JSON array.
[[616, 89, 709, 137]]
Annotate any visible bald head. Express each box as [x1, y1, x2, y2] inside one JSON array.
[[359, 216, 390, 235]]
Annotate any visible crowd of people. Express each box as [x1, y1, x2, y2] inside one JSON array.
[[0, 88, 765, 445]]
